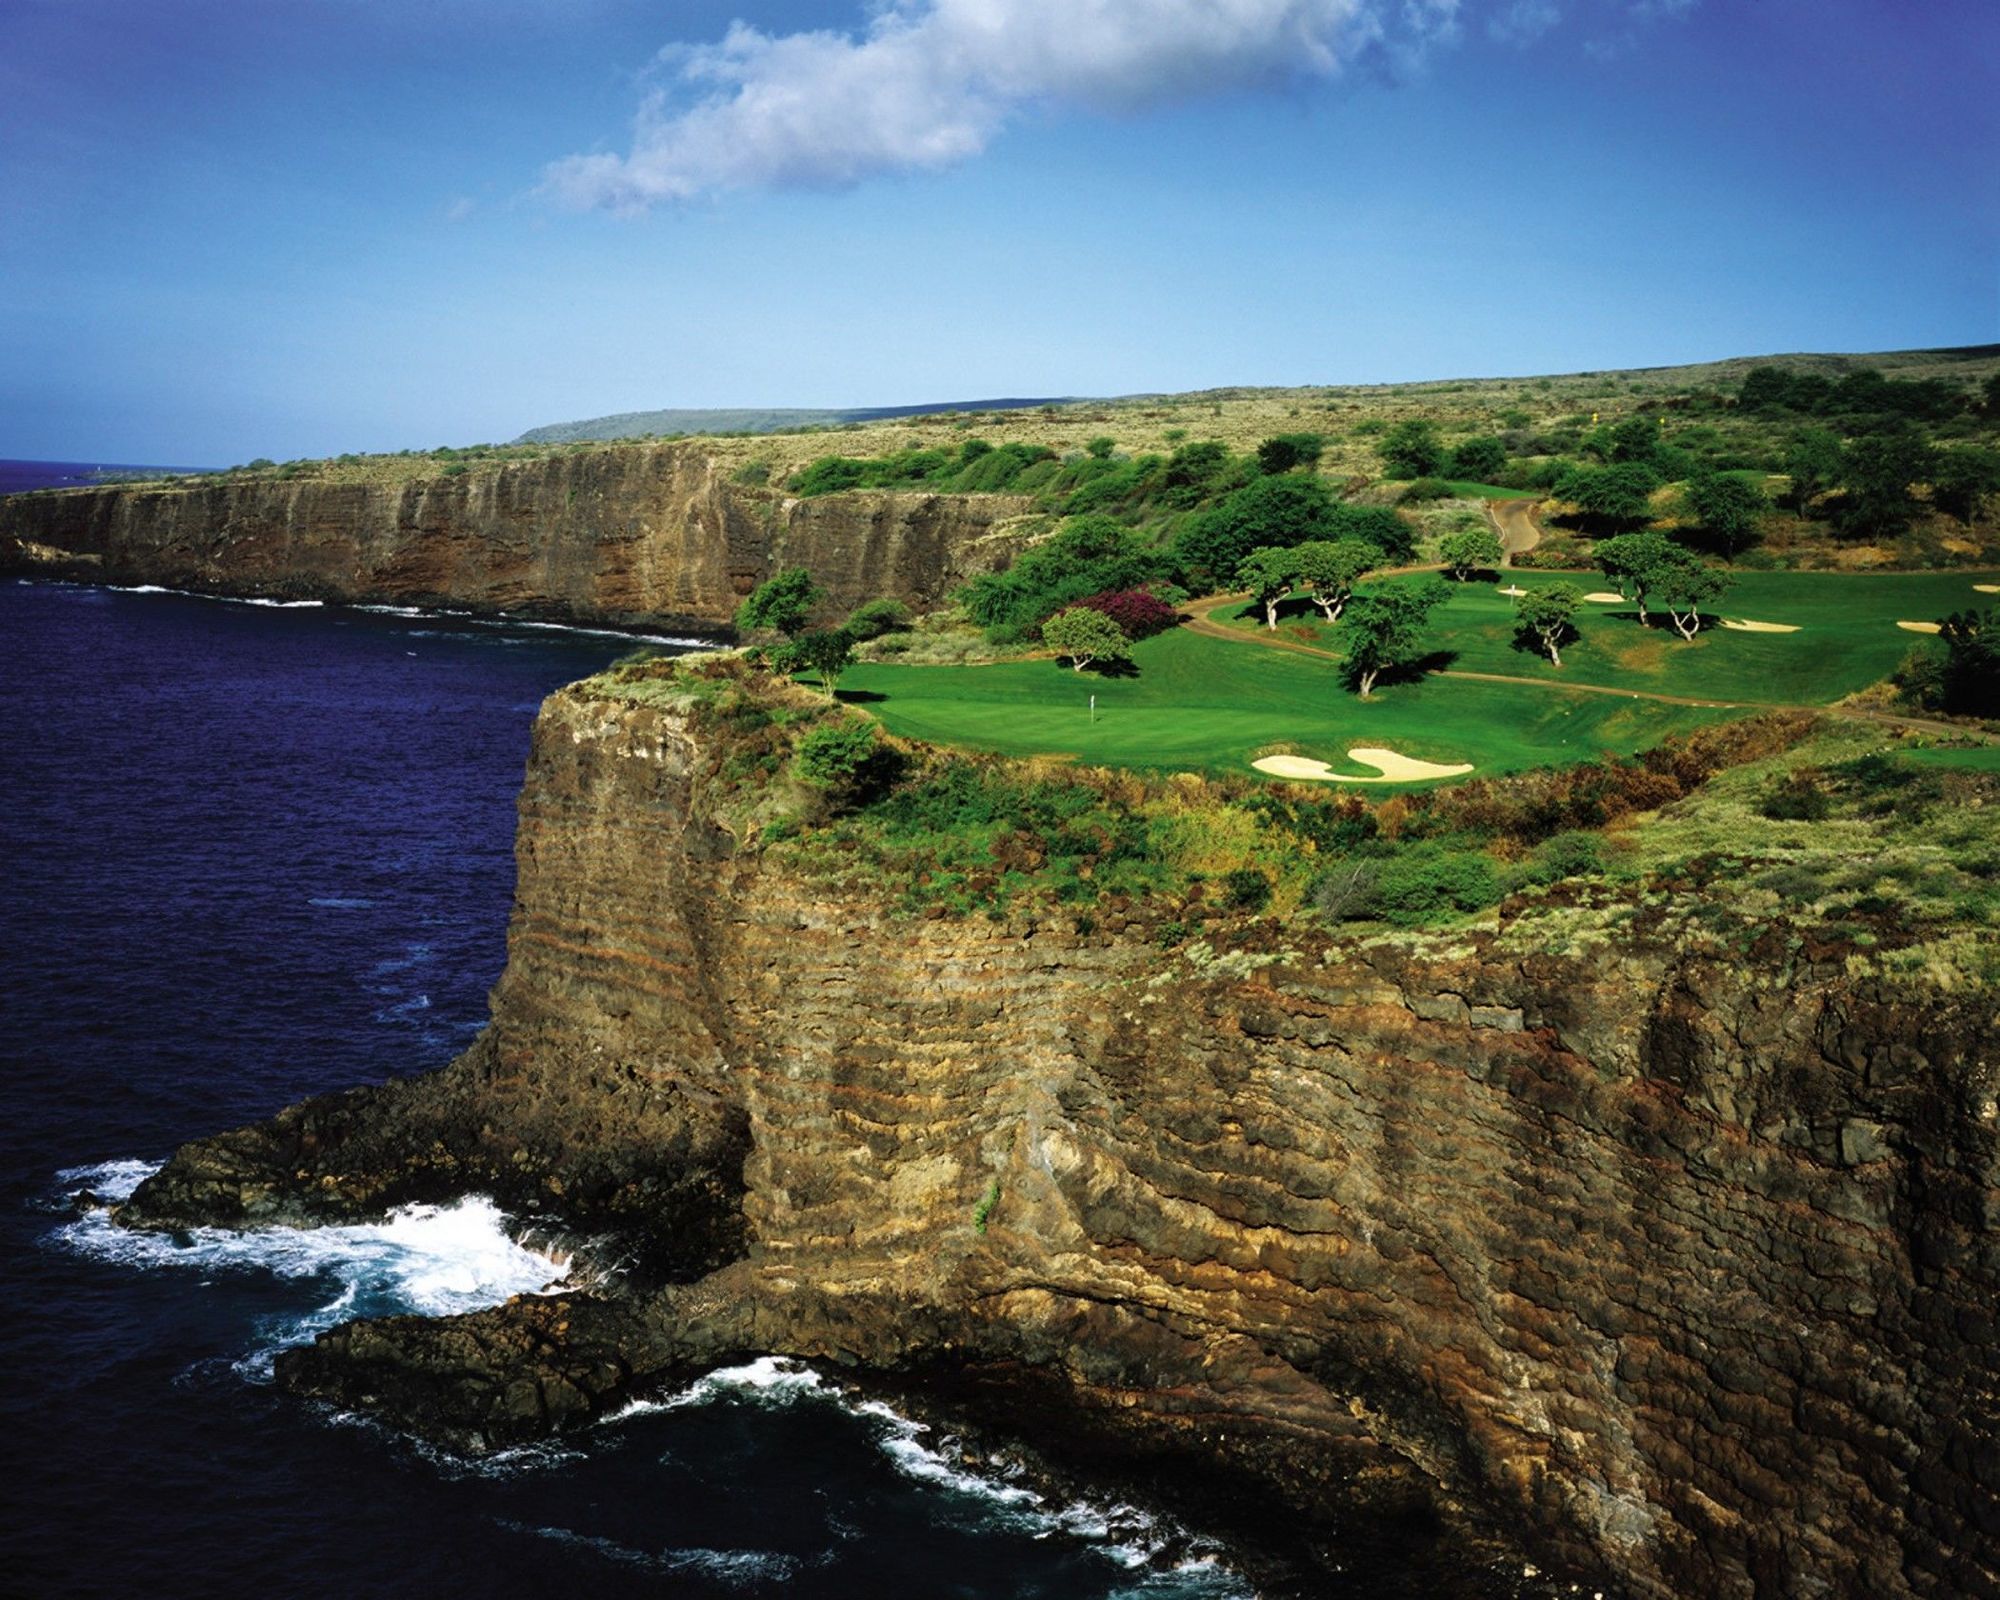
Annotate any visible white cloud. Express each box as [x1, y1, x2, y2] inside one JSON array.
[[544, 0, 1419, 210], [1490, 0, 1561, 42], [542, 0, 1700, 208]]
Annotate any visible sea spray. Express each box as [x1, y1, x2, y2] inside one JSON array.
[[605, 1358, 1251, 1594], [50, 1161, 573, 1370]]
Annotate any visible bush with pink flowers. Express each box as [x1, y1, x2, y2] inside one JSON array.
[[1071, 589, 1181, 640]]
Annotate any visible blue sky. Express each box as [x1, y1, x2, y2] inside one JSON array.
[[3, 0, 1993, 464]]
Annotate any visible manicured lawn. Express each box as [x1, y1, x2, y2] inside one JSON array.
[[1213, 568, 1998, 706], [1900, 745, 2000, 773], [841, 627, 1731, 784]]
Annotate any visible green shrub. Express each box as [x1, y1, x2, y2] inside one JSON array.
[[1526, 830, 1606, 884], [1759, 772, 1830, 821], [1221, 868, 1272, 912], [1353, 846, 1501, 924], [845, 597, 914, 639], [793, 721, 879, 787]]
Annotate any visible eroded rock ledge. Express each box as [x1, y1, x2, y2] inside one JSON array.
[[120, 687, 2000, 1599], [0, 442, 1031, 629]]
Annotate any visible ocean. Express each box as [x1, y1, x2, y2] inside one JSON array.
[[0, 458, 214, 495], [0, 581, 1265, 1600]]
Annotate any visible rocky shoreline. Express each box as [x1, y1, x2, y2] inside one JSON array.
[[117, 680, 2000, 1600], [0, 441, 1034, 631]]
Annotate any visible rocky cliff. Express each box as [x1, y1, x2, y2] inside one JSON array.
[[118, 684, 2000, 1599], [0, 445, 1031, 629]]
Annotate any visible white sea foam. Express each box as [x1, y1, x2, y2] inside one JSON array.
[[497, 1522, 809, 1585], [106, 583, 322, 608], [616, 1357, 1249, 1591], [51, 1163, 571, 1368]]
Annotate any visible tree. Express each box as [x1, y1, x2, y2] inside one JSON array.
[[1340, 579, 1450, 697], [1783, 428, 1843, 513], [775, 628, 856, 695], [1552, 461, 1661, 533], [1042, 606, 1132, 672], [1326, 503, 1416, 561], [1936, 610, 2000, 714], [959, 513, 1168, 638], [1932, 446, 2000, 524], [736, 567, 824, 637], [1236, 546, 1301, 629], [1172, 474, 1338, 588], [1446, 435, 1507, 482], [1736, 366, 1796, 413], [1515, 583, 1582, 666], [1379, 419, 1446, 479], [1652, 547, 1732, 641], [1834, 427, 1935, 539], [1291, 537, 1376, 621], [1606, 416, 1663, 465], [1593, 531, 1677, 624], [1073, 589, 1180, 639], [1682, 472, 1767, 557], [1257, 433, 1325, 475], [1438, 524, 1503, 580]]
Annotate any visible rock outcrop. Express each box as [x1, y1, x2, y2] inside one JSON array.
[[0, 445, 1032, 630], [119, 686, 2000, 1599]]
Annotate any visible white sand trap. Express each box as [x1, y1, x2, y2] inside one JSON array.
[[1497, 584, 1527, 597], [1721, 619, 1801, 634], [1254, 748, 1475, 784], [1974, 584, 1999, 594], [1583, 591, 1626, 604], [1897, 620, 1943, 634]]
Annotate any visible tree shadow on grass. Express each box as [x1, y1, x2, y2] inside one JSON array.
[[833, 688, 888, 703], [1369, 648, 1460, 690]]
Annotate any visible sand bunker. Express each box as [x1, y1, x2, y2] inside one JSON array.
[[1975, 584, 1999, 594], [1721, 619, 1801, 634], [1897, 621, 1943, 634], [1583, 591, 1626, 604], [1497, 585, 1527, 597], [1254, 748, 1475, 784]]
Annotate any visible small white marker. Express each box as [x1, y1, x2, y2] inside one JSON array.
[[1089, 693, 1097, 723]]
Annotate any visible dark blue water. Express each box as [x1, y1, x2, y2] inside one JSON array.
[[0, 582, 1253, 1600], [1, 458, 212, 495]]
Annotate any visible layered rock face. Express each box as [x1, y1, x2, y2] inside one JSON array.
[[0, 447, 1029, 629], [120, 688, 2000, 1599]]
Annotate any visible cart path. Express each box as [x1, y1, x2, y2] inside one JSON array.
[[1487, 497, 1543, 564]]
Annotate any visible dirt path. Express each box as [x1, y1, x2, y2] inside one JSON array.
[[1487, 498, 1543, 565], [1181, 592, 1990, 738]]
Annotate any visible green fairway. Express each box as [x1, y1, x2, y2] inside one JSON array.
[[1212, 567, 1997, 706], [1900, 745, 2000, 773], [841, 627, 1732, 783], [1428, 479, 1539, 499]]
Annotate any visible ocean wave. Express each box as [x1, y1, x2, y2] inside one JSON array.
[[50, 1164, 573, 1367], [496, 1521, 812, 1587], [608, 1358, 1250, 1594], [105, 583, 323, 608]]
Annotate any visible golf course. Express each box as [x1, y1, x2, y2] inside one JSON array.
[[839, 567, 1999, 783]]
